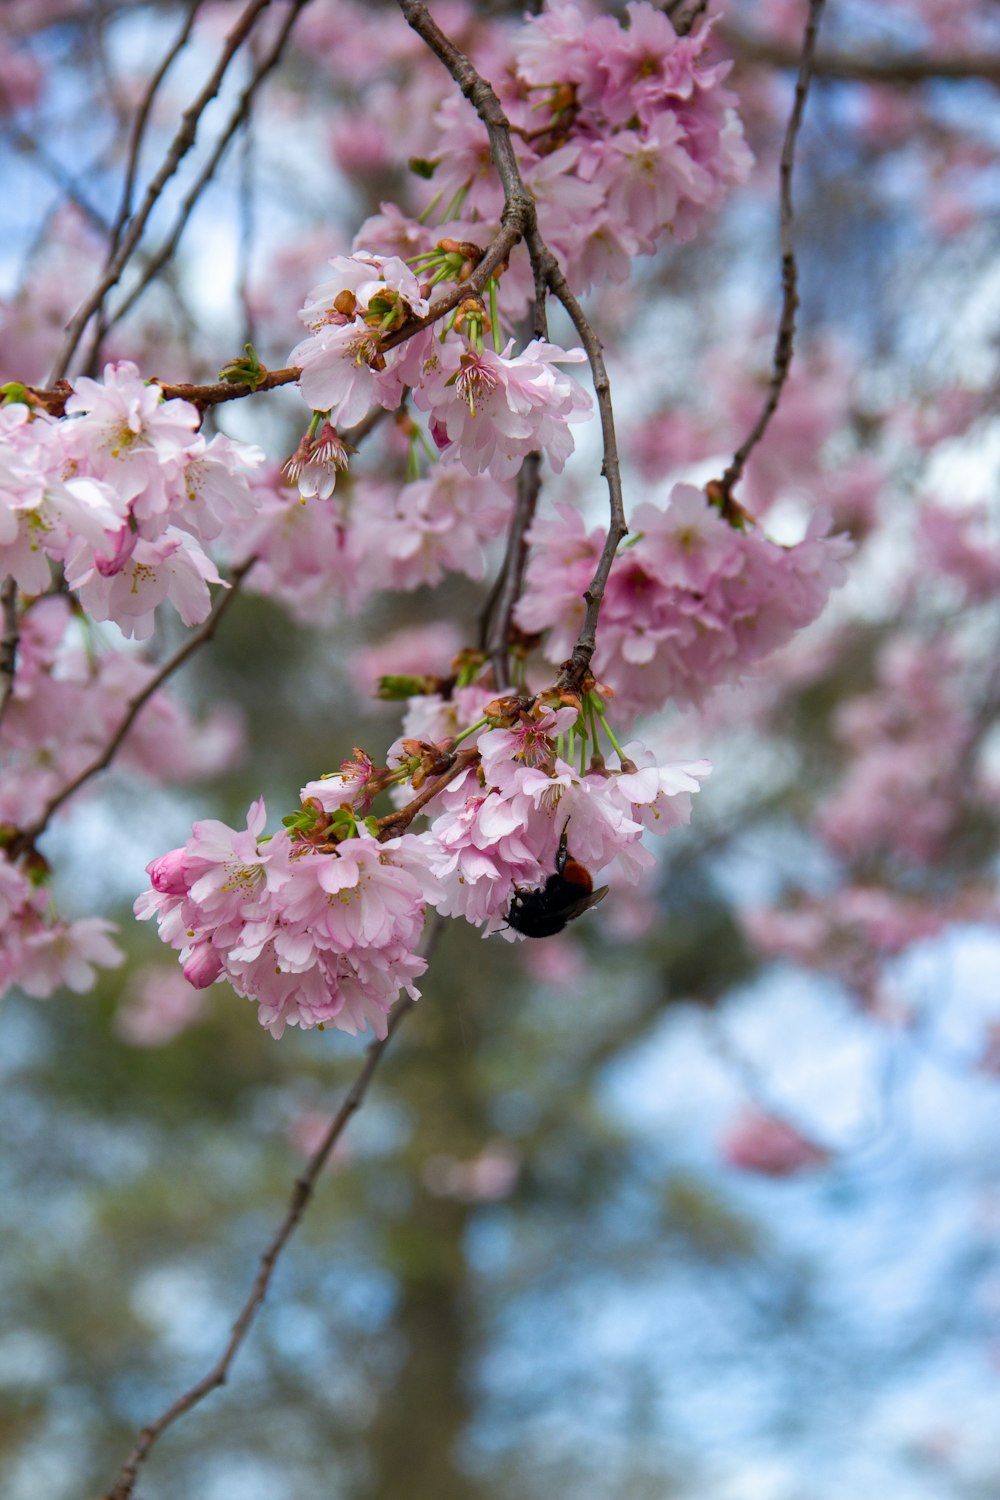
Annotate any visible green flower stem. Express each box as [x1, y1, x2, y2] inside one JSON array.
[[489, 278, 502, 354], [595, 704, 626, 762], [452, 716, 488, 747]]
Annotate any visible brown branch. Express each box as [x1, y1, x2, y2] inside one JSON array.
[[713, 0, 827, 511], [49, 0, 274, 382], [8, 558, 256, 860], [106, 0, 204, 262], [480, 232, 552, 683], [0, 578, 20, 730], [24, 366, 303, 418], [721, 23, 1000, 87], [532, 231, 628, 691], [102, 915, 446, 1500], [96, 0, 313, 350], [396, 0, 627, 694], [376, 745, 482, 835]]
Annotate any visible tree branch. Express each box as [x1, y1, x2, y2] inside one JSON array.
[[49, 0, 274, 382], [722, 23, 1000, 88], [395, 0, 628, 694], [102, 915, 446, 1500], [713, 0, 827, 512], [94, 0, 313, 353], [0, 578, 20, 731], [8, 558, 256, 859]]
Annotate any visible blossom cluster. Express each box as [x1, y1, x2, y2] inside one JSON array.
[[345, 1, 751, 304], [242, 462, 514, 623], [1, 595, 241, 826], [287, 250, 592, 484], [135, 799, 436, 1040], [815, 636, 986, 868], [0, 849, 122, 1000], [1, 362, 262, 639], [136, 703, 710, 1037], [516, 484, 853, 720]]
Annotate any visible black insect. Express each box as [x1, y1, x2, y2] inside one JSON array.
[[506, 828, 608, 939]]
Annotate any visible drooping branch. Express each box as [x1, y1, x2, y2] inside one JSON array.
[[713, 0, 827, 511], [102, 916, 446, 1500], [395, 0, 628, 693], [722, 24, 1000, 88], [94, 0, 314, 355], [49, 0, 275, 383], [8, 558, 257, 861]]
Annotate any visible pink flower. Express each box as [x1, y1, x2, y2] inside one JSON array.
[[290, 250, 429, 423], [721, 1109, 829, 1178], [66, 527, 224, 641], [0, 851, 123, 1002], [291, 316, 398, 425], [136, 806, 433, 1041], [517, 485, 852, 720], [411, 338, 592, 480]]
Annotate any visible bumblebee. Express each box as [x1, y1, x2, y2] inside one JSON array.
[[506, 828, 608, 939]]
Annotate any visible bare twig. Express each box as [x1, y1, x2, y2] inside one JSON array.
[[25, 366, 303, 418], [49, 0, 273, 382], [713, 0, 827, 511], [479, 260, 551, 682], [0, 578, 20, 730], [8, 559, 256, 859], [98, 0, 313, 348], [722, 24, 1000, 88], [102, 916, 446, 1500], [106, 0, 204, 262]]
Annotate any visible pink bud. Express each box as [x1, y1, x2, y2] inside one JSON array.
[[182, 944, 224, 989], [720, 1110, 828, 1178], [146, 848, 190, 896]]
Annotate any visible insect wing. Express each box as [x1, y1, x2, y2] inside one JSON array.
[[557, 884, 609, 923]]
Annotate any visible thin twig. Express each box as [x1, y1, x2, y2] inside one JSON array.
[[479, 266, 550, 681], [49, 0, 273, 382], [83, 0, 206, 368], [532, 230, 628, 691], [102, 916, 446, 1500], [484, 455, 542, 687], [24, 366, 303, 418], [713, 0, 827, 510], [8, 559, 256, 859], [0, 578, 20, 730], [722, 24, 1000, 87], [106, 0, 204, 262], [98, 0, 313, 347]]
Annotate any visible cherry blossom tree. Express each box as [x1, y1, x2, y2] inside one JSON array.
[[2, 1, 999, 1496]]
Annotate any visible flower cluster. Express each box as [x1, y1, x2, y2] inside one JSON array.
[[1, 595, 242, 826], [135, 799, 436, 1039], [288, 251, 592, 483], [0, 850, 122, 1000], [242, 462, 513, 623], [136, 701, 709, 1036], [516, 484, 852, 720], [1, 362, 262, 639], [815, 637, 981, 867], [350, 1, 751, 306]]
